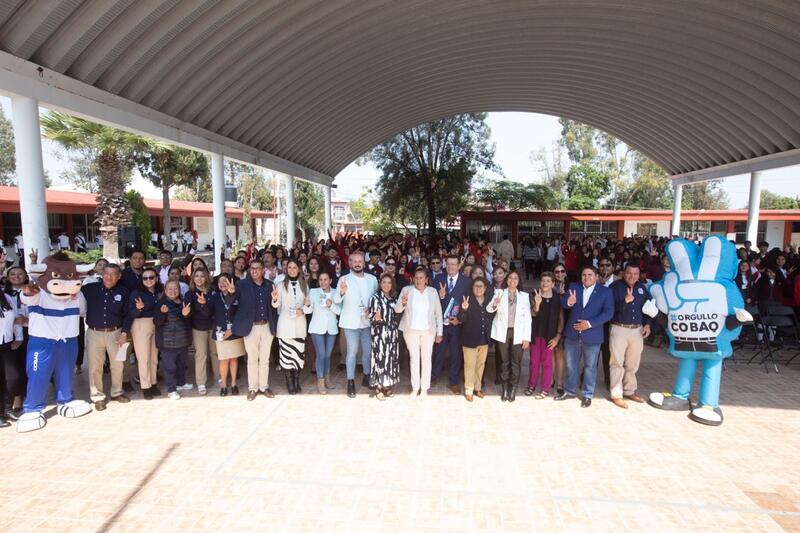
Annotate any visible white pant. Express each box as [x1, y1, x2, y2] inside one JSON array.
[[404, 329, 435, 392], [244, 324, 274, 392]]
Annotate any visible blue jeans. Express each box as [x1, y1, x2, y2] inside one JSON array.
[[343, 327, 371, 380], [564, 338, 601, 398], [311, 333, 337, 377]]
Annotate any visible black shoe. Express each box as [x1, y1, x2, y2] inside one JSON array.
[[122, 381, 134, 393], [554, 392, 573, 401], [524, 387, 535, 396], [347, 379, 356, 398], [231, 385, 240, 396], [556, 387, 564, 396], [0, 417, 10, 428], [501, 383, 508, 402], [220, 387, 229, 397], [8, 408, 22, 420], [361, 375, 370, 388], [94, 400, 107, 411], [581, 397, 592, 408], [263, 388, 275, 398], [286, 372, 296, 395], [149, 386, 162, 397], [143, 388, 153, 400], [509, 386, 517, 403]]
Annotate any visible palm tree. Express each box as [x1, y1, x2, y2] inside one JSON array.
[[41, 112, 165, 260], [134, 146, 209, 251]]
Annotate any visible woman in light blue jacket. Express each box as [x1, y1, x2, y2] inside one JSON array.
[[308, 272, 341, 394]]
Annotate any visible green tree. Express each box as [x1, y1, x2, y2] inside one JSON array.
[[56, 147, 102, 193], [351, 188, 396, 234], [681, 180, 729, 210], [41, 111, 160, 259], [0, 107, 14, 185], [366, 113, 497, 234], [126, 189, 152, 254], [135, 147, 209, 251], [294, 180, 324, 241], [565, 163, 612, 209], [756, 189, 800, 209], [530, 142, 567, 207], [473, 178, 559, 230], [608, 151, 674, 209]]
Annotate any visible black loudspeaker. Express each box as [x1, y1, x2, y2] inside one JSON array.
[[118, 225, 141, 258]]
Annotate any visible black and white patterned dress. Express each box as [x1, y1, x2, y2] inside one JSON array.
[[369, 292, 400, 388]]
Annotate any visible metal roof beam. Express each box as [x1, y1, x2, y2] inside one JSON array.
[[670, 148, 800, 185], [0, 51, 333, 187]]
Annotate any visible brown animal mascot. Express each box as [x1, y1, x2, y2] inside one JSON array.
[[16, 252, 93, 433]]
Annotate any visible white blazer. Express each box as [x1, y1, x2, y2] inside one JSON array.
[[307, 287, 341, 335], [0, 294, 23, 345], [272, 281, 312, 339], [394, 285, 443, 335], [488, 289, 532, 344], [333, 272, 378, 329]]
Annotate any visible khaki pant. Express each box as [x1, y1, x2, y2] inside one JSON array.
[[192, 329, 220, 387], [87, 328, 124, 400], [244, 324, 274, 392], [609, 324, 644, 398], [463, 345, 488, 395], [131, 318, 158, 389], [404, 329, 435, 392]]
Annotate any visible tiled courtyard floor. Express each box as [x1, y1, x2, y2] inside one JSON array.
[[1, 344, 799, 532]]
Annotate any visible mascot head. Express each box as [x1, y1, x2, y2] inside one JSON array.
[[29, 252, 93, 300], [649, 235, 743, 360]]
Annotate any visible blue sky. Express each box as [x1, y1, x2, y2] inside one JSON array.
[[1, 96, 797, 208]]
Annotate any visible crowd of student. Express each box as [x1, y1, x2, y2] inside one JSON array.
[[0, 231, 796, 426]]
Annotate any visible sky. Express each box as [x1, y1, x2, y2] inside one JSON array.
[[1, 96, 798, 207]]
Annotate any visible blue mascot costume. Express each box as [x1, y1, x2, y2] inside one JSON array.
[[16, 252, 93, 433], [646, 235, 751, 426]]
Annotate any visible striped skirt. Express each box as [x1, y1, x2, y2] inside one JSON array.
[[278, 337, 305, 370]]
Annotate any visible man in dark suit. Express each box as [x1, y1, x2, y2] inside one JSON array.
[[556, 266, 614, 407], [232, 259, 279, 400], [431, 255, 470, 394]]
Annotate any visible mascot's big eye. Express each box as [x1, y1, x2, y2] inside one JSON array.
[[51, 272, 61, 279], [67, 272, 75, 279]]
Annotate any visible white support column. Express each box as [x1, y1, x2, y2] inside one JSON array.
[[670, 183, 683, 237], [746, 171, 762, 245], [10, 96, 50, 266], [324, 185, 332, 232], [285, 175, 296, 246], [211, 153, 226, 272]]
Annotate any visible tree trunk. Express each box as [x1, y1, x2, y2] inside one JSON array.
[[96, 149, 129, 261], [423, 178, 436, 235], [162, 183, 172, 251]]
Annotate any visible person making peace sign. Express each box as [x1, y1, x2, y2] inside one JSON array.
[[455, 277, 498, 402]]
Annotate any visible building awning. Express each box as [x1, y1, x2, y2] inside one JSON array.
[[0, 186, 275, 219]]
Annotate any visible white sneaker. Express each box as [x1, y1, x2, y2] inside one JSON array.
[[168, 391, 181, 400], [198, 385, 207, 395], [179, 383, 194, 391]]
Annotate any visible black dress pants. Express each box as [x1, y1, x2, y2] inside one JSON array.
[[497, 328, 523, 384]]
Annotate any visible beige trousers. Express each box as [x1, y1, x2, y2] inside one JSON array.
[[192, 329, 220, 386], [609, 324, 644, 398], [244, 324, 274, 392], [403, 329, 436, 392], [87, 328, 124, 400], [131, 318, 158, 389], [463, 345, 488, 395]]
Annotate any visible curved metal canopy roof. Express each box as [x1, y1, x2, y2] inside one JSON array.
[[1, 0, 799, 182]]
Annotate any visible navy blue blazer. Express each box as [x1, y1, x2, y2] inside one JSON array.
[[231, 277, 278, 337], [561, 282, 614, 344], [433, 273, 470, 323]]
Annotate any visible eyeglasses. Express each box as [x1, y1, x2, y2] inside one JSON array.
[[431, 261, 441, 264], [142, 276, 156, 281], [554, 269, 566, 273], [386, 262, 396, 266]]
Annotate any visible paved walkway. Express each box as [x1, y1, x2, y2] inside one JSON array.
[[1, 343, 799, 532]]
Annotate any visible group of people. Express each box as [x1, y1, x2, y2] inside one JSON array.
[[1, 229, 793, 427]]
